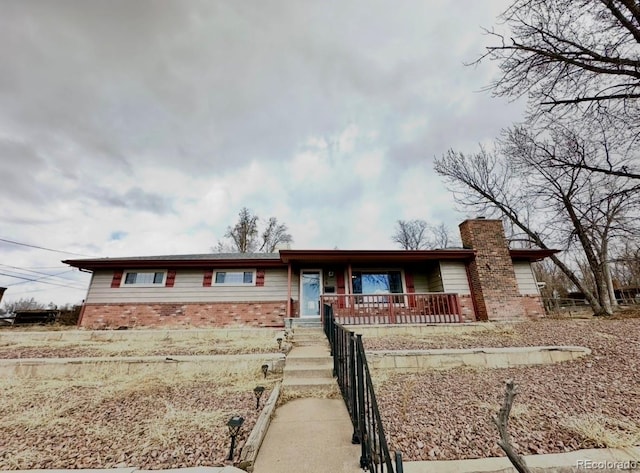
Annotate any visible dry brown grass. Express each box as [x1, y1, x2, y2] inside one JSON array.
[[0, 333, 280, 358], [365, 323, 520, 351], [0, 359, 282, 469], [561, 414, 640, 448], [0, 323, 76, 332]]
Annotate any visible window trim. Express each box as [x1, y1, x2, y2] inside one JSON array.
[[121, 270, 167, 287], [212, 269, 257, 286]]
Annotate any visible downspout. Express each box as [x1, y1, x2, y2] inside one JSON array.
[[77, 270, 94, 327], [77, 302, 87, 327]]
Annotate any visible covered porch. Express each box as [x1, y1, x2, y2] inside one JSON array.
[[280, 249, 474, 325]]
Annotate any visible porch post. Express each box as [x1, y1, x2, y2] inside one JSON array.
[[347, 264, 353, 317], [287, 263, 292, 318]]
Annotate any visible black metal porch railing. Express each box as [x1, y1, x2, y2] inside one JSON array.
[[323, 303, 403, 473]]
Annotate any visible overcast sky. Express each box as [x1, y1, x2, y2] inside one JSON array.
[[0, 0, 525, 306]]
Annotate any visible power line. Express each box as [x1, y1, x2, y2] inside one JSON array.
[[19, 266, 69, 269], [0, 237, 95, 257], [4, 286, 87, 296], [2, 269, 86, 289], [0, 271, 87, 289], [0, 264, 81, 283]]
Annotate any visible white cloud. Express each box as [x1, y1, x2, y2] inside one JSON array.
[[0, 0, 522, 306]]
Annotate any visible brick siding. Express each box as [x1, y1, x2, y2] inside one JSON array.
[[520, 294, 545, 318], [460, 219, 533, 321], [458, 294, 477, 322], [80, 301, 288, 329]]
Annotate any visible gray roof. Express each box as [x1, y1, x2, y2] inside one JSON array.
[[81, 252, 281, 262]]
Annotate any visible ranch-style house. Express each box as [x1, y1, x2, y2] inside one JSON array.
[[64, 219, 557, 329]]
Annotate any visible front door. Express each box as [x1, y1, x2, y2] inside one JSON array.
[[300, 270, 322, 317]]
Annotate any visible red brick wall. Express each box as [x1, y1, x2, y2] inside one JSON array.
[[520, 294, 545, 318], [459, 219, 527, 321], [458, 294, 477, 322], [79, 301, 288, 329]]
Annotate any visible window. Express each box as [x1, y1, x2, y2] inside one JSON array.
[[352, 271, 403, 303], [214, 271, 255, 285], [352, 271, 403, 294], [123, 271, 165, 285]]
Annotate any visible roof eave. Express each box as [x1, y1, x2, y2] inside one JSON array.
[[509, 248, 560, 262], [62, 258, 286, 271]]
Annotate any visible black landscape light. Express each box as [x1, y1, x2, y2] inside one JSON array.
[[254, 385, 265, 410], [276, 337, 283, 350], [226, 415, 244, 461], [261, 363, 269, 378]]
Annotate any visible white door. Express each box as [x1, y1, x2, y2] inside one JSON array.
[[300, 270, 322, 318]]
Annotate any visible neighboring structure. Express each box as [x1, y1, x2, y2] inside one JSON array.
[[64, 219, 557, 329]]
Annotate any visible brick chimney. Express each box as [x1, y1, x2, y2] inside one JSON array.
[[459, 219, 525, 321]]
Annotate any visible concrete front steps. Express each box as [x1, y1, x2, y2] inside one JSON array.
[[290, 326, 327, 346], [286, 316, 322, 329], [282, 329, 336, 393]]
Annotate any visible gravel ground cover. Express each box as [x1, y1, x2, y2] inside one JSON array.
[[371, 316, 640, 461], [0, 336, 279, 359], [0, 362, 278, 470]]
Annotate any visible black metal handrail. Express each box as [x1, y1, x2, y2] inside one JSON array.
[[323, 303, 403, 472]]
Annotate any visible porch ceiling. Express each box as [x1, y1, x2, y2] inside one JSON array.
[[279, 249, 476, 265]]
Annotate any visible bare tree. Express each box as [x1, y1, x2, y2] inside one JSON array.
[[224, 207, 259, 253], [610, 242, 640, 302], [479, 0, 640, 180], [392, 220, 456, 250], [2, 297, 46, 314], [533, 259, 573, 300], [217, 207, 292, 253], [430, 222, 458, 248], [392, 220, 430, 250], [435, 125, 639, 316], [259, 217, 293, 252]]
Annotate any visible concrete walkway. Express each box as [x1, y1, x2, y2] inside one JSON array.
[[252, 398, 362, 473], [250, 328, 362, 472]]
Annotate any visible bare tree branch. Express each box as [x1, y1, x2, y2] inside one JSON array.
[[480, 0, 640, 134], [493, 380, 531, 473]]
